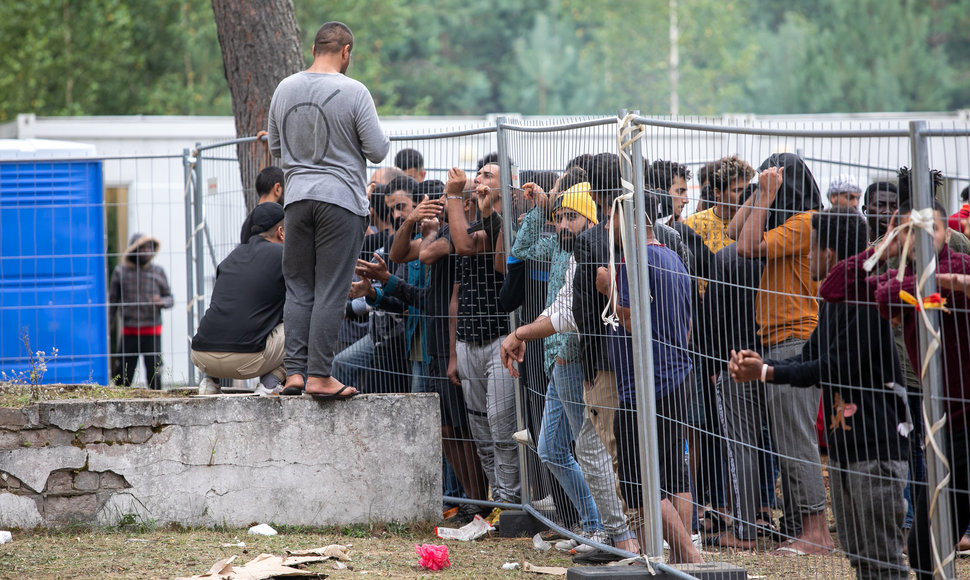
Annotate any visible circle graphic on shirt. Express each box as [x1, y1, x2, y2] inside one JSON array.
[[280, 90, 341, 165]]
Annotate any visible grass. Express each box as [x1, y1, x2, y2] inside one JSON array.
[[2, 522, 966, 579], [0, 383, 185, 408], [0, 523, 575, 579]]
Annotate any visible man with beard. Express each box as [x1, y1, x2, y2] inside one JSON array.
[[500, 182, 640, 557], [267, 21, 389, 399]]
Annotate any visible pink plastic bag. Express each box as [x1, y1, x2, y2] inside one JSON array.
[[415, 543, 451, 571]]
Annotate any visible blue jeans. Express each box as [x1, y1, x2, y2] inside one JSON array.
[[537, 360, 603, 533], [331, 334, 374, 386]]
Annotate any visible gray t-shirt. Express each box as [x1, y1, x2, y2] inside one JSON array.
[[268, 71, 389, 217]]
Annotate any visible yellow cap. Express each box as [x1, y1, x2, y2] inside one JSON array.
[[555, 182, 598, 225]]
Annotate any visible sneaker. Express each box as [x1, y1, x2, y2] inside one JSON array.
[[198, 376, 220, 395], [531, 494, 556, 512], [557, 531, 608, 554], [512, 429, 534, 447], [254, 383, 280, 396]]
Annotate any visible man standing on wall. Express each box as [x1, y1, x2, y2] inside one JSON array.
[[267, 21, 390, 398]]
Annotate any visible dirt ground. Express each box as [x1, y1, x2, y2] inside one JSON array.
[[2, 522, 968, 579]]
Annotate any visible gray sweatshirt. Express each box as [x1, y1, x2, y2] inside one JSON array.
[[267, 71, 389, 217]]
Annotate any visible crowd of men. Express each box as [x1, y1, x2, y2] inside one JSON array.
[[184, 20, 970, 579]]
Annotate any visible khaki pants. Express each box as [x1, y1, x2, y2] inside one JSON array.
[[584, 370, 620, 468], [191, 324, 285, 383]]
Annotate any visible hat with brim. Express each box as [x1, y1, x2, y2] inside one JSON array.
[[250, 202, 285, 235]]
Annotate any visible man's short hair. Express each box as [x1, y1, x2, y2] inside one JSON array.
[[370, 184, 391, 222], [556, 167, 588, 193], [255, 166, 284, 197], [644, 160, 692, 193], [385, 175, 420, 203], [961, 185, 969, 203], [863, 181, 898, 207], [476, 152, 515, 172], [696, 160, 719, 187], [811, 207, 868, 261], [643, 189, 664, 224], [314, 21, 353, 55], [416, 179, 444, 199], [566, 153, 595, 174], [394, 148, 424, 171], [587, 152, 622, 203], [520, 170, 559, 194], [896, 166, 944, 210], [709, 155, 755, 192]]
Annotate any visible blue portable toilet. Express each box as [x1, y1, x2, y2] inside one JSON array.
[[0, 139, 109, 385]]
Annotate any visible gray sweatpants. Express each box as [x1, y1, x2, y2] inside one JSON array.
[[830, 459, 908, 580], [456, 337, 520, 504], [764, 337, 826, 536], [715, 370, 768, 541], [283, 200, 367, 378], [575, 411, 635, 542]]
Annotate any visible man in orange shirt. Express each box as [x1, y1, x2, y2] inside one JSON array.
[[728, 152, 833, 555]]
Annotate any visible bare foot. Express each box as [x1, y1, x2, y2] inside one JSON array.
[[614, 537, 640, 555], [708, 532, 758, 550], [283, 374, 305, 391], [305, 375, 358, 397]]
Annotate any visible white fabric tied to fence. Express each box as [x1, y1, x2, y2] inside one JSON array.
[[864, 207, 953, 577]]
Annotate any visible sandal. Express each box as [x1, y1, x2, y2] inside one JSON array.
[[756, 510, 783, 541], [701, 511, 730, 535]]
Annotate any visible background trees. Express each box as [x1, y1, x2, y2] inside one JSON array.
[[0, 0, 967, 122]]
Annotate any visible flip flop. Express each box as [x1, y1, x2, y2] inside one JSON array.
[[307, 385, 358, 401], [772, 540, 811, 556], [279, 385, 305, 396]]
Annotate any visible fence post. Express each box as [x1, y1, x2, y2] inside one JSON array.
[[909, 120, 955, 580], [193, 143, 207, 346], [619, 112, 665, 557], [495, 116, 529, 506], [182, 147, 197, 386]]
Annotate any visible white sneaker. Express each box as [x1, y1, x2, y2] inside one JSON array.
[[512, 429, 534, 447], [557, 531, 608, 554], [570, 531, 610, 555], [253, 383, 280, 396], [198, 377, 220, 395], [531, 494, 556, 512]]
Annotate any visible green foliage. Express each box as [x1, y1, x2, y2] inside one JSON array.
[[1, 0, 968, 119], [751, 0, 956, 113]]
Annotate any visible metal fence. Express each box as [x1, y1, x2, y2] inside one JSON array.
[[183, 114, 970, 578], [2, 112, 969, 578]]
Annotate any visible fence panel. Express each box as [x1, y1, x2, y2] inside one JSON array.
[[7, 113, 968, 578]]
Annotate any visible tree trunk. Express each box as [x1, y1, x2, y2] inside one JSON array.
[[211, 0, 303, 210]]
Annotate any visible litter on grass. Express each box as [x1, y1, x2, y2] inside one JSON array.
[[175, 553, 321, 579], [248, 524, 278, 536], [532, 533, 552, 551], [523, 561, 569, 575], [502, 562, 521, 570], [285, 544, 352, 562], [415, 543, 451, 571], [435, 514, 493, 541], [0, 531, 11, 544]]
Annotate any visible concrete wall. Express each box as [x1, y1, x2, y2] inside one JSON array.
[[0, 394, 441, 528]]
